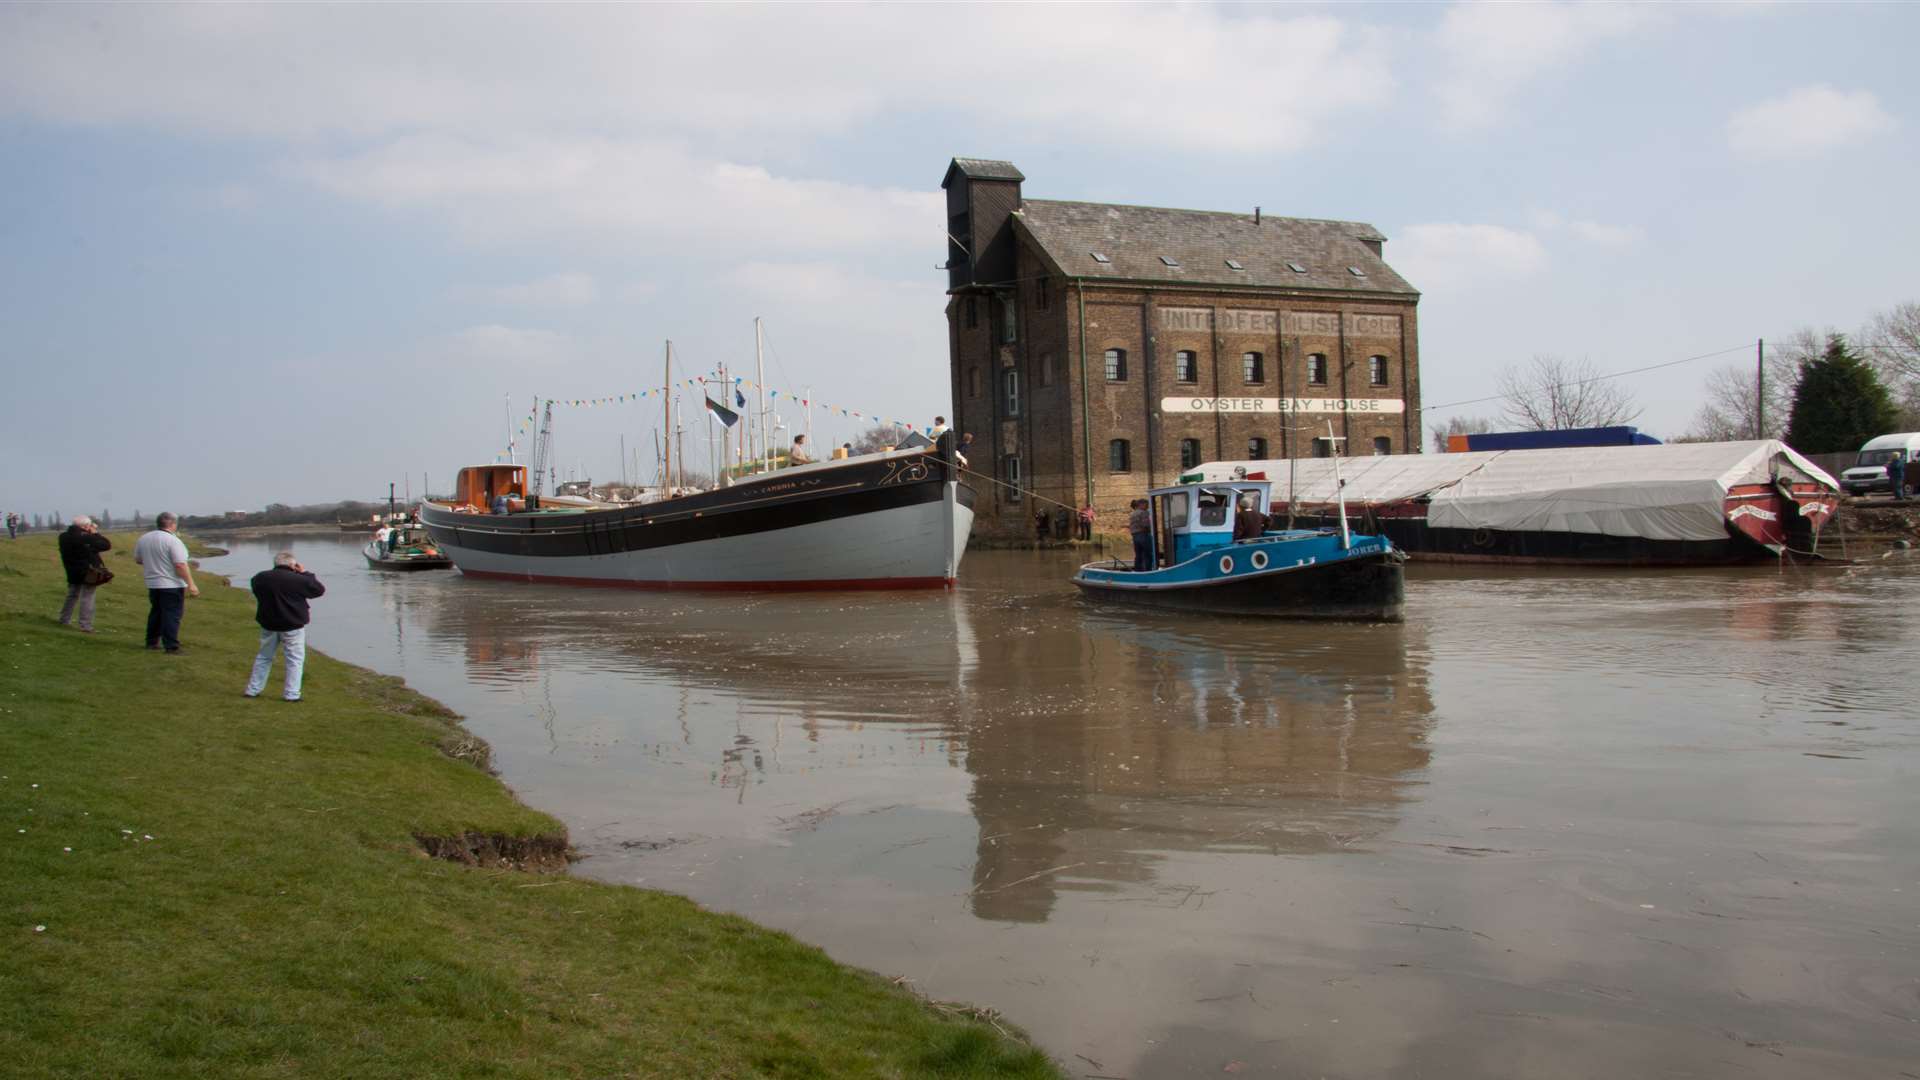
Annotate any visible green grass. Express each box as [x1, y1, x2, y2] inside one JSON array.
[[0, 533, 1057, 1079]]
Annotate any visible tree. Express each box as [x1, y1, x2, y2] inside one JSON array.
[[1428, 415, 1494, 453], [1497, 354, 1641, 430], [99, 509, 113, 529], [1860, 301, 1920, 427], [1783, 335, 1900, 454], [850, 423, 910, 454]]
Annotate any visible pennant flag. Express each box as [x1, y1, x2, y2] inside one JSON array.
[[704, 396, 740, 428], [734, 388, 746, 408]]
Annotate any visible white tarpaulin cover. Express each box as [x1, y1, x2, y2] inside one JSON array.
[[1197, 441, 1838, 543]]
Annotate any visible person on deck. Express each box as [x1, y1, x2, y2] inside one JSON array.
[[1888, 452, 1908, 500], [373, 523, 391, 558], [1129, 499, 1155, 572], [57, 515, 111, 633], [133, 512, 197, 653], [789, 434, 813, 466], [1233, 495, 1267, 542], [929, 416, 949, 442], [956, 433, 972, 468], [491, 492, 509, 515], [245, 551, 325, 702]]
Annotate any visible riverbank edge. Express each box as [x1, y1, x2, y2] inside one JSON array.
[[0, 531, 1057, 1078]]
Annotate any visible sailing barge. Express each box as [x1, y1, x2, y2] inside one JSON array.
[[417, 443, 974, 590], [1191, 440, 1839, 567]]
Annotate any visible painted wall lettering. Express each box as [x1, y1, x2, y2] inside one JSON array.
[[1161, 397, 1407, 415], [1348, 313, 1402, 337]]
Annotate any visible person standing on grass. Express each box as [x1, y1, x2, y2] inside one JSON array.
[[6, 512, 17, 540], [133, 512, 197, 653], [1888, 451, 1908, 501], [56, 516, 111, 632], [245, 551, 324, 702]]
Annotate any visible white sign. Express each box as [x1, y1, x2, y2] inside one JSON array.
[[1161, 397, 1406, 415]]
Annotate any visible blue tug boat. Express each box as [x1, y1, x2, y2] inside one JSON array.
[[1072, 473, 1405, 621]]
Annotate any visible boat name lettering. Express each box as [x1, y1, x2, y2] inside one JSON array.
[[1160, 397, 1406, 415]]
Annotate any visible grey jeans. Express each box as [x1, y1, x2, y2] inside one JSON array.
[[59, 582, 98, 630]]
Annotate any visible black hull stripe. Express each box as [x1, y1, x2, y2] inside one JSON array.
[[422, 466, 970, 560]]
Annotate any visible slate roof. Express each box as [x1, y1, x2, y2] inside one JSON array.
[[943, 158, 1025, 185], [1012, 199, 1417, 296]]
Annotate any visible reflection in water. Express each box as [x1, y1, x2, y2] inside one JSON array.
[[206, 537, 1920, 1078]]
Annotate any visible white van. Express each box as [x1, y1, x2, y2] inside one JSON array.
[[1839, 432, 1920, 496]]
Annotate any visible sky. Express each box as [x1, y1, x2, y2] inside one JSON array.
[[2, 2, 1915, 518]]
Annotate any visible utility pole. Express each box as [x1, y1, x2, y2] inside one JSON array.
[[1755, 338, 1765, 440]]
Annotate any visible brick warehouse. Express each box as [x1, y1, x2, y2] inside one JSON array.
[[942, 157, 1422, 538]]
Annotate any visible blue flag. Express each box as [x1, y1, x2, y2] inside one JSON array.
[[704, 397, 740, 428], [734, 388, 747, 408]]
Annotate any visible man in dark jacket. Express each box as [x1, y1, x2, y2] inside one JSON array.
[[57, 516, 111, 632], [1232, 495, 1268, 542], [244, 551, 325, 702]]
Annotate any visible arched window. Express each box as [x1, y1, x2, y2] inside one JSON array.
[[1174, 350, 1198, 383], [1248, 437, 1268, 460], [1002, 369, 1020, 417], [1109, 439, 1131, 472], [1104, 348, 1128, 381], [1368, 355, 1389, 387], [1307, 353, 1328, 386], [1242, 351, 1264, 383], [1372, 436, 1391, 456], [1180, 438, 1202, 469]]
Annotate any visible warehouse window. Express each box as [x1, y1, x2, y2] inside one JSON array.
[[1180, 439, 1202, 470], [1104, 348, 1127, 382], [1313, 437, 1334, 458], [1369, 355, 1389, 387], [1038, 352, 1054, 388], [1242, 351, 1264, 384], [1002, 369, 1020, 417], [967, 366, 981, 399], [999, 297, 1017, 344], [1037, 277, 1050, 311], [1307, 353, 1328, 386], [966, 296, 977, 329], [1174, 350, 1198, 383], [1372, 436, 1391, 456], [1248, 437, 1268, 460], [1002, 456, 1022, 501], [1109, 439, 1131, 472]]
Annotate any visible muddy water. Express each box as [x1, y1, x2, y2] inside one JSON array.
[[208, 537, 1920, 1078]]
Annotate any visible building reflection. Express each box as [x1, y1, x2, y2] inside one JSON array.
[[959, 611, 1436, 922]]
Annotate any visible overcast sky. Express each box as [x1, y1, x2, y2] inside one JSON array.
[[2, 2, 1914, 518]]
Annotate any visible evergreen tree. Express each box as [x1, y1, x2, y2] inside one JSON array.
[[1784, 335, 1900, 454], [100, 509, 113, 528]]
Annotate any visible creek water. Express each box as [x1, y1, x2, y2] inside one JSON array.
[[207, 535, 1920, 1078]]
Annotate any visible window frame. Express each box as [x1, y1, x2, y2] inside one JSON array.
[[1368, 354, 1389, 387], [1002, 455, 1022, 501], [1242, 351, 1264, 384], [1104, 348, 1128, 382], [1179, 438, 1202, 470], [1174, 350, 1198, 384], [1372, 436, 1392, 456], [1001, 368, 1020, 417], [1307, 353, 1328, 386], [1108, 439, 1131, 473], [1248, 437, 1268, 460]]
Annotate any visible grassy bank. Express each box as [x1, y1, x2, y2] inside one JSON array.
[[0, 533, 1056, 1079]]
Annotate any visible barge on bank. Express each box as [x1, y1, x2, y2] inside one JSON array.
[[1192, 440, 1839, 567], [417, 442, 974, 590]]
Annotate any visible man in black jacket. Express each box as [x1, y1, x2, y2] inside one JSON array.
[[244, 551, 325, 702], [57, 516, 111, 632]]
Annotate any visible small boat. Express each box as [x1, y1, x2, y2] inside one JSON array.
[[363, 523, 453, 571], [1072, 476, 1405, 621]]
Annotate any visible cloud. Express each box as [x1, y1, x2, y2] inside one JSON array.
[[1392, 224, 1547, 291], [489, 273, 599, 308], [1726, 84, 1895, 159], [441, 324, 572, 368], [1526, 210, 1641, 249], [0, 5, 1390, 155], [1433, 2, 1658, 130]]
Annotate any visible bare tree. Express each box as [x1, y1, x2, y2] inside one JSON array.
[[1860, 302, 1920, 426], [849, 423, 910, 454], [1428, 414, 1495, 453], [1497, 355, 1641, 431], [1682, 348, 1803, 442]]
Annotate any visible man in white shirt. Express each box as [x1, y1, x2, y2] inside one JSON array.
[[373, 524, 392, 558], [133, 512, 198, 653]]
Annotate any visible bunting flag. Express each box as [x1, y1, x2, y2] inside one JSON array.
[[526, 373, 935, 433]]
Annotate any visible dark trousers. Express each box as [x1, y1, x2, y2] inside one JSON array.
[[146, 588, 185, 650], [1131, 532, 1154, 572]]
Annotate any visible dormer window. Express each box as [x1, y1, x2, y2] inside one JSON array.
[[1348, 267, 1367, 277], [1287, 262, 1308, 273], [1224, 259, 1244, 271], [1089, 252, 1111, 264], [1159, 255, 1181, 268]]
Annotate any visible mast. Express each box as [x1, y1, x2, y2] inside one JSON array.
[[674, 397, 685, 491], [805, 384, 813, 453], [755, 316, 768, 472], [1325, 419, 1350, 550], [662, 340, 673, 493], [504, 393, 514, 464]]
